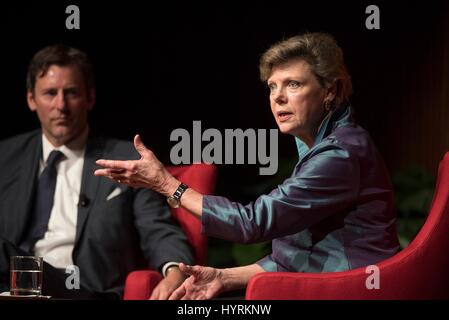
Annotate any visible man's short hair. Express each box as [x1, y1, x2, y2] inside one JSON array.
[[26, 44, 95, 93]]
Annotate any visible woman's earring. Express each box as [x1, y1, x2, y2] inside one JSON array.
[[324, 100, 332, 111]]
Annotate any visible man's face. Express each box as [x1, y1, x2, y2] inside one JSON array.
[[27, 64, 95, 147]]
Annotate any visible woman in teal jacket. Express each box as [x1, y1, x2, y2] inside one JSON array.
[[95, 32, 400, 299]]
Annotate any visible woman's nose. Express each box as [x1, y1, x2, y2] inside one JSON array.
[[273, 88, 287, 105]]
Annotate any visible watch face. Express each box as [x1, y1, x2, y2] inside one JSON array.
[[167, 196, 180, 208]]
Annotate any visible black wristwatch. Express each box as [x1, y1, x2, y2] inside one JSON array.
[[167, 183, 189, 208]]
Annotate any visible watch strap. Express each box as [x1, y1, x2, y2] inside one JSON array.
[[172, 182, 189, 200]]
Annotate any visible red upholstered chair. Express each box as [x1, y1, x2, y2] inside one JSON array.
[[123, 164, 217, 300], [246, 152, 449, 300]]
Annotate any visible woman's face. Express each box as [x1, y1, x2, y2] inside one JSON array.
[[268, 59, 332, 146]]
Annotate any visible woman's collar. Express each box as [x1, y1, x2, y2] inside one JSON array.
[[294, 104, 352, 159]]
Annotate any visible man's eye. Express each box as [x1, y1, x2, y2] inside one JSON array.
[[65, 89, 79, 97], [268, 84, 276, 92], [45, 90, 57, 96], [288, 81, 300, 88]]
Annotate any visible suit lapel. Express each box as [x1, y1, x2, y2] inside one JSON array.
[[74, 137, 104, 244], [12, 134, 41, 243]]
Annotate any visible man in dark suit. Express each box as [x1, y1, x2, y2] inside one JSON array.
[[0, 44, 194, 299]]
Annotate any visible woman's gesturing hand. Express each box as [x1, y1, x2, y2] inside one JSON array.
[[94, 134, 179, 196]]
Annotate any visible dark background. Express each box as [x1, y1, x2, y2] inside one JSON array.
[[2, 1, 449, 263]]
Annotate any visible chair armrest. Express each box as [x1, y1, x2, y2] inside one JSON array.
[[123, 270, 163, 300], [245, 269, 379, 300]]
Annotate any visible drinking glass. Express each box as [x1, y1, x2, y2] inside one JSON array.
[[10, 256, 43, 296]]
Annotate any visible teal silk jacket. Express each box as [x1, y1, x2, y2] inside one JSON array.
[[202, 105, 400, 272]]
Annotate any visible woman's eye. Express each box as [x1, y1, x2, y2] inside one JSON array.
[[268, 84, 276, 93], [288, 81, 300, 88]]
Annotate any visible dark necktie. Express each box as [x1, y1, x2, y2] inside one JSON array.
[[21, 150, 64, 252]]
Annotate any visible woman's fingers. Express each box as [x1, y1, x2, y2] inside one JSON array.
[[179, 263, 203, 277], [95, 159, 139, 177], [134, 134, 153, 158], [94, 168, 109, 177], [94, 168, 125, 177], [96, 159, 122, 168], [178, 262, 189, 274]]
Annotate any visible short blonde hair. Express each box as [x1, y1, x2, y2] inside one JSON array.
[[259, 32, 352, 106]]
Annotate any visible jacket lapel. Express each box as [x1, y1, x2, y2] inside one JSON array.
[[13, 134, 41, 243], [74, 137, 104, 244]]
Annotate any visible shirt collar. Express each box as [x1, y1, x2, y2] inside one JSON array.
[[41, 127, 88, 163], [295, 104, 353, 159]]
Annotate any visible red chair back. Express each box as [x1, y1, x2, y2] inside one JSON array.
[[123, 163, 217, 300], [167, 164, 217, 265], [379, 151, 449, 298]]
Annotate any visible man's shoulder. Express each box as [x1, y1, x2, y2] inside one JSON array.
[[0, 130, 40, 156], [92, 136, 140, 160], [0, 130, 40, 173], [0, 130, 40, 147]]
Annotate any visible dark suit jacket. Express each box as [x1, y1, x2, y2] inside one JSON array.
[[0, 130, 194, 298]]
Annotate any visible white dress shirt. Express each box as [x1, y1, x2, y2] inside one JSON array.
[[33, 131, 86, 269]]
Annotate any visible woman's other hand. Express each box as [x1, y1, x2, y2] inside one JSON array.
[[168, 263, 226, 300]]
